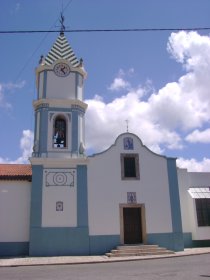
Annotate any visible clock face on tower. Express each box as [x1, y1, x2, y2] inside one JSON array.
[[53, 63, 70, 77]]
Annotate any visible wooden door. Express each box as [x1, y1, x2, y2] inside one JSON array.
[[123, 207, 142, 244]]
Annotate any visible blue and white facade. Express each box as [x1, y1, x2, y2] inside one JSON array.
[[88, 134, 183, 253], [29, 32, 89, 256], [0, 31, 210, 257]]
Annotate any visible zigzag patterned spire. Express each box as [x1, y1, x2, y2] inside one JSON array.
[[44, 34, 80, 67]]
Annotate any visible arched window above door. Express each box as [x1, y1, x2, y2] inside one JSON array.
[[53, 116, 67, 148]]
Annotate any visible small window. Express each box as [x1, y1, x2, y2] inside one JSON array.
[[121, 154, 140, 180], [56, 201, 63, 211], [53, 116, 66, 148], [195, 198, 210, 227]]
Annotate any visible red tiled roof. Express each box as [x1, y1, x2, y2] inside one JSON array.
[[0, 164, 32, 181]]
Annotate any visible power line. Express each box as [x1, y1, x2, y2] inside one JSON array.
[[1, 27, 210, 34], [14, 0, 73, 81]]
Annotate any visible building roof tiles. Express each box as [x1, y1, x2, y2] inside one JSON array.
[[0, 164, 32, 181]]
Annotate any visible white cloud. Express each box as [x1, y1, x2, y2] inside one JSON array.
[[10, 2, 21, 14], [108, 77, 130, 91], [0, 81, 26, 109], [148, 31, 210, 131], [186, 128, 210, 143], [1, 31, 210, 175], [3, 80, 26, 91], [177, 157, 210, 172], [19, 130, 34, 162], [167, 31, 210, 68], [85, 88, 182, 154], [0, 84, 12, 109], [15, 3, 20, 12], [0, 130, 33, 164], [0, 157, 11, 164], [108, 69, 132, 91], [86, 31, 210, 162]]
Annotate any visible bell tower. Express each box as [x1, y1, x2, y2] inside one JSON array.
[[29, 16, 89, 256], [33, 33, 87, 158]]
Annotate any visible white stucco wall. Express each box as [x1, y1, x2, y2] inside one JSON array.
[[42, 168, 77, 227], [77, 74, 83, 101], [38, 71, 44, 99], [177, 168, 194, 233], [88, 133, 173, 236], [178, 169, 210, 240], [189, 172, 210, 187], [46, 71, 76, 100], [0, 181, 31, 242]]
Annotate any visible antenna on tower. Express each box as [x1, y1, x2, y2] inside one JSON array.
[[59, 12, 65, 35]]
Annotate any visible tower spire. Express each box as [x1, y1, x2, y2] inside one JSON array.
[[59, 12, 65, 35]]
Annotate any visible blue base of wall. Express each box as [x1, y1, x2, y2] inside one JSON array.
[[183, 232, 193, 248], [147, 232, 184, 251], [30, 230, 120, 256], [29, 227, 89, 256], [0, 242, 29, 257], [89, 235, 120, 255], [2, 234, 210, 257]]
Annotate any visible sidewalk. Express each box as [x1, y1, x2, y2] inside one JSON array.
[[0, 247, 210, 267]]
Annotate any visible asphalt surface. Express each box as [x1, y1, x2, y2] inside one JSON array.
[[0, 247, 210, 267]]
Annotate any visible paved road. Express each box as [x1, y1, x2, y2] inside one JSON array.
[[0, 254, 210, 280]]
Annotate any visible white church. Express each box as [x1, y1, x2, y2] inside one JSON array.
[[0, 25, 210, 257]]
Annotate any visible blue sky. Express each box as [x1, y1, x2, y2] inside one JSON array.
[[0, 0, 210, 171]]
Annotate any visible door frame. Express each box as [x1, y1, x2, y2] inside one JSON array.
[[119, 203, 147, 245]]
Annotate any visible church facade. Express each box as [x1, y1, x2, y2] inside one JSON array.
[[0, 30, 210, 257]]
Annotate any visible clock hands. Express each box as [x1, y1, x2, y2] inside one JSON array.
[[54, 63, 70, 76], [60, 66, 67, 74]]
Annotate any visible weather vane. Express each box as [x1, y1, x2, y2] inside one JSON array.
[[59, 12, 65, 35]]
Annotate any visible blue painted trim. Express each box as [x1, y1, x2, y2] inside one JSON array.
[[72, 111, 79, 153], [38, 72, 41, 98], [77, 165, 88, 227], [166, 158, 184, 251], [89, 235, 120, 255], [39, 110, 48, 153], [49, 107, 85, 114], [34, 111, 38, 144], [167, 159, 183, 233], [183, 232, 193, 248], [147, 232, 184, 251], [43, 70, 47, 98], [30, 165, 43, 228], [29, 227, 89, 256], [49, 108, 72, 113], [29, 164, 90, 256], [0, 242, 29, 257]]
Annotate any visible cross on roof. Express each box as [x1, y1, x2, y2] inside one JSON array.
[[125, 119, 129, 132]]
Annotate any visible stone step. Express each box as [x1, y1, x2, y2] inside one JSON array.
[[106, 250, 174, 257], [111, 248, 172, 254], [117, 245, 159, 250], [106, 244, 174, 257]]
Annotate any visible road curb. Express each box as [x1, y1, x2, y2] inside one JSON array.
[[0, 248, 210, 267]]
